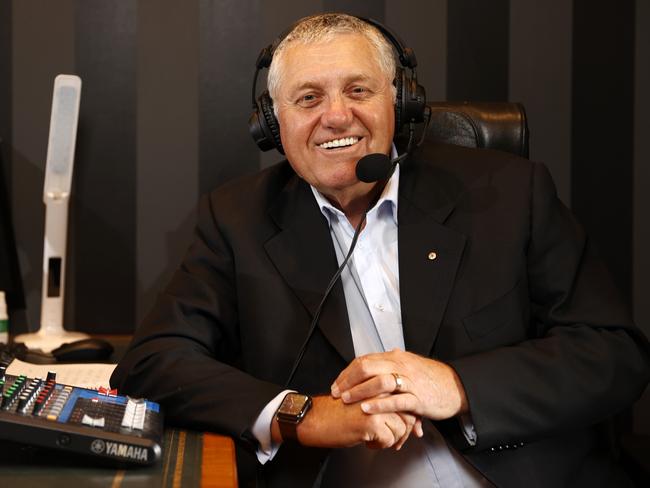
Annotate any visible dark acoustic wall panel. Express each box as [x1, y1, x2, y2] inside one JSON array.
[[634, 0, 650, 344], [135, 0, 200, 324], [322, 0, 384, 19], [633, 0, 650, 435], [385, 0, 447, 103], [0, 1, 10, 188], [0, 143, 25, 313], [447, 0, 509, 101], [571, 0, 635, 302], [199, 0, 264, 195], [509, 0, 572, 206], [73, 1, 137, 333], [0, 3, 23, 313]]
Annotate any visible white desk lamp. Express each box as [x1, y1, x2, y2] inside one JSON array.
[[14, 74, 89, 352]]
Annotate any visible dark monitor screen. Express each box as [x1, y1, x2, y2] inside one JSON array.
[[0, 139, 26, 314]]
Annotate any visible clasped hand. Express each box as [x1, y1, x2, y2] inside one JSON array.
[[291, 349, 468, 451], [329, 349, 468, 448]]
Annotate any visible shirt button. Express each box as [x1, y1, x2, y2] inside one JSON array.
[[376, 304, 385, 312]]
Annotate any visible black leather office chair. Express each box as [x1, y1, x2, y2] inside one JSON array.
[[425, 101, 529, 159]]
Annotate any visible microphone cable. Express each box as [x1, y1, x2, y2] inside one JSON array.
[[284, 196, 367, 387], [284, 130, 414, 387]]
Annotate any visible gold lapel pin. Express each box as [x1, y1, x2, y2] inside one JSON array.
[[428, 251, 437, 261]]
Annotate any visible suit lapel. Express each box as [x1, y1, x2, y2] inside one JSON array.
[[264, 176, 356, 364], [262, 148, 470, 363], [398, 155, 467, 357]]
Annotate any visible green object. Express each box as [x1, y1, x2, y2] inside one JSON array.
[[0, 290, 7, 342], [0, 318, 7, 344]]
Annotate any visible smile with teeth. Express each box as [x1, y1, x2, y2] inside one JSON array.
[[318, 136, 360, 149]]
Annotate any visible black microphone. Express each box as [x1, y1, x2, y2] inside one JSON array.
[[284, 151, 405, 387], [356, 153, 392, 182], [356, 151, 409, 183]]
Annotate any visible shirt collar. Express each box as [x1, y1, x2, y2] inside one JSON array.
[[311, 144, 400, 226]]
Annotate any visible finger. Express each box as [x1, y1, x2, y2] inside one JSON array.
[[394, 413, 417, 450], [332, 356, 396, 397], [361, 393, 420, 415], [382, 414, 408, 448], [332, 357, 395, 397], [341, 374, 401, 403], [414, 418, 424, 438], [362, 418, 396, 449], [365, 412, 406, 449]]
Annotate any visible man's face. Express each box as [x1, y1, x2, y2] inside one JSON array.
[[274, 33, 395, 204]]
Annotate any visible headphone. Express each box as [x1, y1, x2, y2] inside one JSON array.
[[248, 16, 427, 155]]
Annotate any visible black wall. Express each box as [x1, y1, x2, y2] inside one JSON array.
[[1, 0, 648, 430]]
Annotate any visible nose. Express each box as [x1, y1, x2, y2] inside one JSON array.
[[320, 95, 353, 130]]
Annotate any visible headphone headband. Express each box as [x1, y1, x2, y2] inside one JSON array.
[[248, 15, 427, 154]]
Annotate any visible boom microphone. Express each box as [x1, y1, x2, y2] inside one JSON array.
[[356, 151, 409, 183], [356, 153, 392, 183]]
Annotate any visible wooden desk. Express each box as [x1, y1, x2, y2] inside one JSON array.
[[0, 429, 238, 487], [201, 433, 238, 488]]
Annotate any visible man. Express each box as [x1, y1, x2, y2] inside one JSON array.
[[111, 13, 650, 487]]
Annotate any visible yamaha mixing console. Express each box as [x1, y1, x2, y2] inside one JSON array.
[[0, 366, 163, 466]]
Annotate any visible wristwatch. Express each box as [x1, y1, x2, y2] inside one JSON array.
[[275, 392, 312, 442]]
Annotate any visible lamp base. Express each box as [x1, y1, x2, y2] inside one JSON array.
[[13, 330, 90, 353]]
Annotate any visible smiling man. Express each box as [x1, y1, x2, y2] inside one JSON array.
[[112, 13, 649, 487], [271, 30, 395, 227]]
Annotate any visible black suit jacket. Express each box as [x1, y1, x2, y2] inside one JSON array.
[[111, 142, 650, 487]]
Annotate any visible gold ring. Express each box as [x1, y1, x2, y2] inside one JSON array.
[[391, 372, 403, 393]]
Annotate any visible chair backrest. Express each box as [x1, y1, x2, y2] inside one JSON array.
[[425, 101, 529, 159]]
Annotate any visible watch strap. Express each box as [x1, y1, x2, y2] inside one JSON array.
[[278, 417, 299, 442]]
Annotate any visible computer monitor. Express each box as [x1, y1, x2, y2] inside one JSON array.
[[0, 138, 26, 317]]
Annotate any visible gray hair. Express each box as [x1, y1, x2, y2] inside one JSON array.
[[267, 13, 397, 114]]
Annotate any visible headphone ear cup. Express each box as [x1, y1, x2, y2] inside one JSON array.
[[394, 67, 405, 135], [259, 92, 284, 154], [248, 91, 284, 154], [393, 67, 427, 136], [400, 70, 427, 127], [248, 107, 272, 152]]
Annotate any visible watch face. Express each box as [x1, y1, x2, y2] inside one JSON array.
[[279, 393, 310, 416]]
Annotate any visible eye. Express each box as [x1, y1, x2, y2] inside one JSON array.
[[296, 93, 320, 108], [349, 85, 371, 99]]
